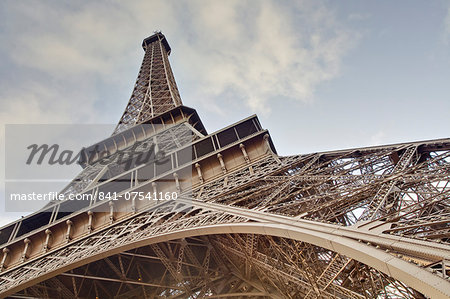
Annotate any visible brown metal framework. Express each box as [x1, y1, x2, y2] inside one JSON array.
[[0, 32, 449, 299], [114, 32, 182, 134]]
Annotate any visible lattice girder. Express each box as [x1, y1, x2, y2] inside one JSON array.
[[1, 33, 449, 298], [115, 32, 182, 134]]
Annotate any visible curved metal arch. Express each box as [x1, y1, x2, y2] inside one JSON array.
[[5, 222, 449, 298]]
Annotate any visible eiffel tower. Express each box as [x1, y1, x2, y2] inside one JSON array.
[[1, 32, 449, 298]]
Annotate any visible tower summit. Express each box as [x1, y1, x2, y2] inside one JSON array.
[[115, 32, 182, 134]]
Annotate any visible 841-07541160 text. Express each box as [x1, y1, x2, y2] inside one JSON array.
[[9, 191, 178, 201], [98, 191, 178, 201]]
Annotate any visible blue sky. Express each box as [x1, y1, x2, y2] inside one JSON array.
[[1, 0, 450, 226]]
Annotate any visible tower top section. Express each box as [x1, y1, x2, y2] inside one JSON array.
[[114, 32, 182, 134], [142, 32, 171, 54]]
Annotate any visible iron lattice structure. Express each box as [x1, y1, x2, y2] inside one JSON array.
[[115, 33, 182, 134], [0, 32, 449, 299]]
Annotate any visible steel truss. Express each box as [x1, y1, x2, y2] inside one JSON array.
[[1, 32, 449, 298], [3, 142, 450, 298], [115, 32, 182, 134]]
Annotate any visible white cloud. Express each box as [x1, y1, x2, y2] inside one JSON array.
[[4, 2, 169, 79], [174, 0, 357, 115], [1, 0, 357, 119]]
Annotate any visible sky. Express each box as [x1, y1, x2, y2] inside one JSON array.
[[1, 0, 449, 226]]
